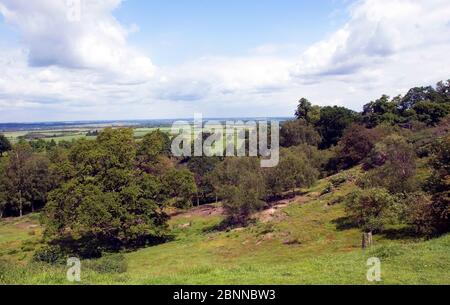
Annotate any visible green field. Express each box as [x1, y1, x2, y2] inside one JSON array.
[[2, 127, 173, 144], [1, 168, 449, 285]]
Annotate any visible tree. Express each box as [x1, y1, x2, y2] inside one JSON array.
[[336, 124, 378, 169], [412, 100, 450, 126], [4, 142, 33, 217], [210, 158, 266, 226], [265, 148, 319, 198], [163, 168, 197, 209], [422, 135, 450, 235], [0, 134, 12, 157], [361, 134, 417, 194], [42, 128, 171, 257], [295, 98, 320, 125], [186, 156, 221, 205], [316, 106, 358, 148], [345, 187, 398, 237], [280, 120, 321, 148], [137, 129, 172, 170], [362, 95, 400, 128]]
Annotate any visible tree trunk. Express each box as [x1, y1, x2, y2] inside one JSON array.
[[362, 232, 373, 249], [31, 202, 35, 213], [19, 190, 23, 217]]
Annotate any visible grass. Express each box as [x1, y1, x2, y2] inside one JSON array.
[[1, 168, 449, 285]]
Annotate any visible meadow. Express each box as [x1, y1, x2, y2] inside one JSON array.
[[1, 168, 448, 285]]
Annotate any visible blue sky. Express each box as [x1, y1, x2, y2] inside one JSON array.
[[113, 0, 352, 65], [0, 0, 449, 122]]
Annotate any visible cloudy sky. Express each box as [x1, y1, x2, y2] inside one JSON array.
[[0, 0, 449, 122]]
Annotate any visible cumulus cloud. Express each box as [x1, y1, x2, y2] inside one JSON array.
[[0, 0, 154, 83], [1, 0, 450, 122], [292, 0, 450, 79]]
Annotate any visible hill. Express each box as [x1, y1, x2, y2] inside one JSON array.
[[1, 167, 449, 285]]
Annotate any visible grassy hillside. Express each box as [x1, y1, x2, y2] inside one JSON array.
[[1, 168, 449, 285]]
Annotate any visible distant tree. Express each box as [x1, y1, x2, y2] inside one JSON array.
[[362, 95, 400, 128], [399, 86, 441, 112], [316, 106, 359, 148], [0, 134, 12, 157], [346, 187, 398, 235], [436, 80, 450, 102], [412, 100, 450, 126], [295, 98, 320, 125], [280, 120, 321, 148], [336, 124, 379, 169]]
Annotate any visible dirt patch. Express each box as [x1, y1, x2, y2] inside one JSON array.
[[176, 204, 224, 219]]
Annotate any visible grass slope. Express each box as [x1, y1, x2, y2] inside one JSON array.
[[1, 169, 449, 285]]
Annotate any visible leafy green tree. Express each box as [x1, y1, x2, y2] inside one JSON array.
[[345, 187, 398, 234], [42, 128, 171, 257], [0, 134, 12, 157], [360, 134, 417, 194], [280, 120, 321, 148], [316, 106, 358, 148], [265, 148, 319, 198], [187, 156, 221, 205], [423, 135, 450, 235], [211, 158, 266, 226], [412, 100, 450, 126], [137, 129, 172, 169], [362, 95, 400, 128], [163, 168, 197, 209], [295, 98, 320, 125]]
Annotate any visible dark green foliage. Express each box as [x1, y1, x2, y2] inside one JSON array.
[[422, 136, 450, 235], [187, 156, 222, 205], [0, 142, 51, 216], [360, 134, 417, 194], [0, 134, 12, 156], [362, 95, 400, 128], [295, 98, 320, 124], [163, 168, 197, 209], [33, 245, 66, 264], [211, 158, 266, 226], [345, 187, 399, 233], [137, 129, 172, 169], [42, 128, 170, 257], [265, 147, 319, 198], [335, 124, 379, 169], [316, 106, 359, 148], [280, 120, 321, 147]]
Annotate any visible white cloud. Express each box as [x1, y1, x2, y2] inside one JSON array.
[[1, 0, 450, 122], [0, 0, 155, 83]]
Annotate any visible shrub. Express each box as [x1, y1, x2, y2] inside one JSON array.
[[330, 174, 348, 188], [33, 245, 66, 265], [345, 187, 399, 233]]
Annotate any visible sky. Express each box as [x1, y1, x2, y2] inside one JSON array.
[[0, 0, 449, 123]]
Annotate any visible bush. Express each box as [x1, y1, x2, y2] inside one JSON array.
[[33, 245, 66, 265]]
